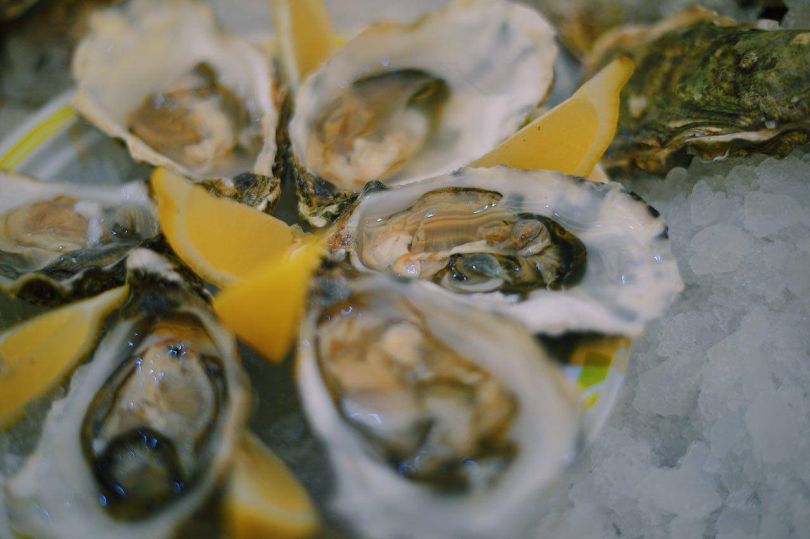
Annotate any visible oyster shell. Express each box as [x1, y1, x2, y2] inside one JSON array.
[[284, 0, 558, 226], [0, 171, 159, 306], [72, 0, 281, 210], [5, 249, 250, 539], [0, 0, 37, 21], [330, 166, 683, 337], [298, 275, 581, 539], [525, 0, 766, 58], [586, 7, 810, 175]]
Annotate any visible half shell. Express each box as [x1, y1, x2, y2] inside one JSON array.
[[331, 166, 683, 336], [0, 171, 158, 306], [5, 249, 250, 539], [72, 0, 281, 210], [298, 274, 581, 539], [285, 0, 558, 226]]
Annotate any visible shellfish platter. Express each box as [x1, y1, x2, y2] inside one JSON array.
[[0, 0, 808, 538]]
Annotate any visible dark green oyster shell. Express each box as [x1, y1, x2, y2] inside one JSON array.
[[524, 0, 775, 58], [0, 0, 38, 21], [593, 14, 810, 175], [291, 168, 358, 228], [199, 172, 281, 213], [4, 235, 185, 308], [274, 93, 357, 228]]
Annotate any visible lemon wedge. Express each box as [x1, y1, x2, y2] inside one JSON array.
[[569, 336, 632, 368], [473, 60, 635, 397], [271, 0, 337, 88], [151, 168, 295, 288], [589, 163, 610, 182], [473, 57, 634, 179], [213, 240, 323, 363], [225, 432, 318, 539], [0, 286, 128, 429]]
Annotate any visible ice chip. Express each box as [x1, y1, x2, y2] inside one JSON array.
[[639, 443, 723, 518], [689, 180, 737, 227], [754, 154, 810, 204], [688, 224, 752, 275], [633, 358, 700, 417], [669, 516, 706, 538], [745, 388, 809, 466], [743, 192, 803, 238]]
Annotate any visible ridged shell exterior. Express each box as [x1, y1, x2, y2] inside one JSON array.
[[587, 8, 810, 174]]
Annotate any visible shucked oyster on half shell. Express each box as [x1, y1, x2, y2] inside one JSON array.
[[72, 0, 281, 210], [298, 275, 581, 539], [586, 7, 810, 175], [0, 171, 158, 306], [284, 0, 558, 227], [5, 249, 250, 539], [331, 166, 683, 337]]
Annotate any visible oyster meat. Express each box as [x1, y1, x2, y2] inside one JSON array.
[[352, 186, 587, 295], [72, 0, 281, 210], [5, 249, 250, 539], [299, 275, 581, 539], [0, 171, 158, 306], [586, 7, 810, 175], [331, 166, 683, 337], [285, 0, 558, 226]]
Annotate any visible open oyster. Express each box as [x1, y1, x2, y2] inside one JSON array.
[[330, 166, 683, 336], [0, 171, 158, 306], [299, 275, 581, 539], [72, 0, 281, 210], [5, 249, 250, 539], [284, 0, 558, 226], [586, 7, 810, 175]]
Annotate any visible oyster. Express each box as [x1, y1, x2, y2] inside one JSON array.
[[72, 0, 281, 210], [586, 7, 810, 175], [284, 0, 558, 226], [525, 0, 767, 58], [330, 166, 683, 336], [5, 249, 250, 539], [298, 275, 581, 539], [0, 171, 158, 306]]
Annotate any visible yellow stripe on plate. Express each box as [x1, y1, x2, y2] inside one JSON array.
[[0, 105, 77, 172], [582, 392, 601, 409]]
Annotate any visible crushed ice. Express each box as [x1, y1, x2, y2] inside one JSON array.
[[532, 149, 810, 538]]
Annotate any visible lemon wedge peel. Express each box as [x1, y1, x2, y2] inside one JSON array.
[[151, 167, 295, 288], [213, 239, 324, 363], [472, 56, 635, 180], [225, 432, 319, 539], [271, 0, 336, 88], [0, 286, 128, 429]]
